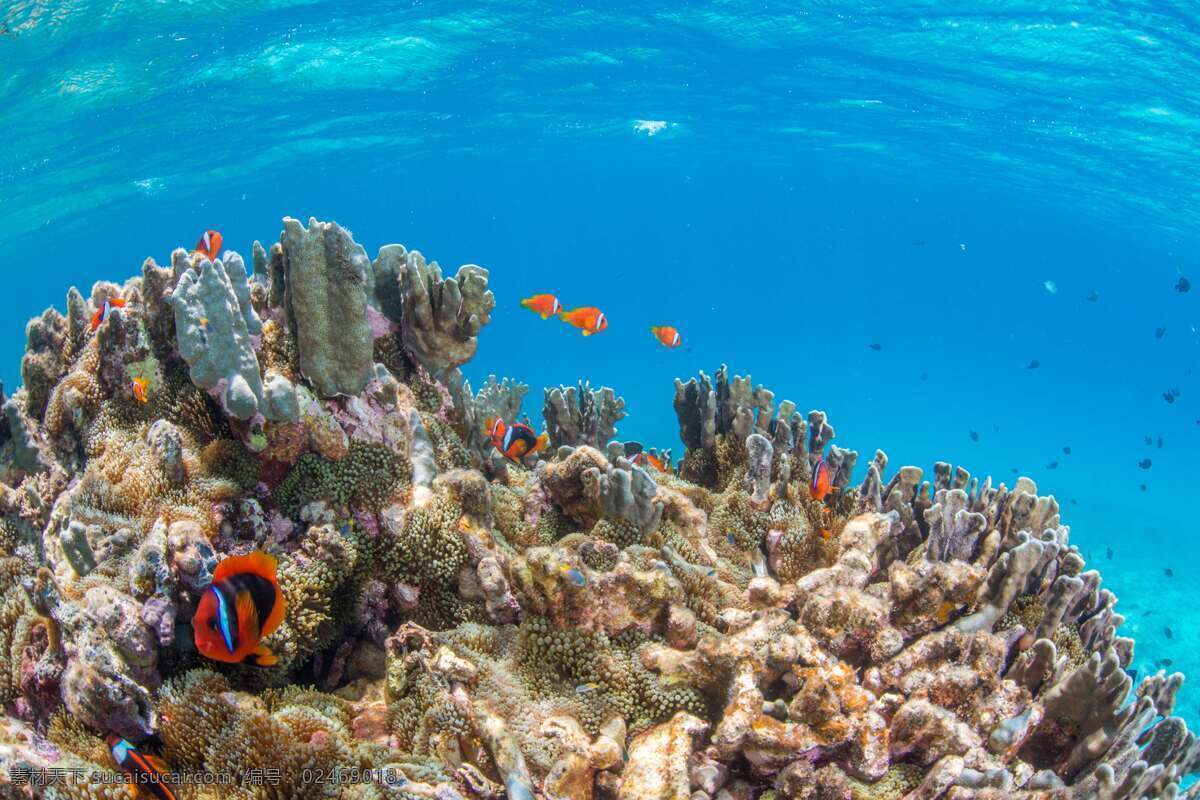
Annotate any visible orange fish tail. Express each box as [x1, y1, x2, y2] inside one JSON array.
[[534, 432, 550, 454]]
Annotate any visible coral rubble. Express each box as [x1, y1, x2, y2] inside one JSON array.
[[0, 219, 1195, 800]]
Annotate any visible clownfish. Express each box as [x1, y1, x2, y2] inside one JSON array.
[[810, 456, 836, 502], [486, 417, 549, 463], [519, 293, 563, 320], [559, 306, 608, 336], [194, 229, 223, 262], [131, 376, 150, 405], [91, 297, 127, 332], [650, 325, 682, 349], [106, 734, 178, 800], [192, 551, 285, 666], [631, 451, 668, 473]]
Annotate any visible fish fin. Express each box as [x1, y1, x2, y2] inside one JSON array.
[[540, 312, 551, 319], [213, 551, 278, 584], [234, 590, 262, 645], [247, 644, 278, 667], [582, 330, 592, 337]]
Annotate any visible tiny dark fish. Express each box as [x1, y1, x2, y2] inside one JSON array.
[[920, 372, 928, 382], [993, 425, 1000, 432], [1176, 276, 1191, 293], [1157, 436, 1163, 449], [1163, 658, 1174, 667], [1070, 498, 1078, 505], [1063, 445, 1071, 455], [1011, 467, 1019, 474], [1165, 626, 1174, 640], [1086, 290, 1100, 302], [1165, 567, 1174, 577], [1140, 483, 1148, 491], [1026, 359, 1040, 369], [1106, 547, 1113, 559], [969, 430, 979, 442], [913, 240, 926, 246], [1155, 326, 1166, 339], [868, 343, 882, 351], [1125, 667, 1139, 682], [1144, 435, 1153, 445], [1163, 391, 1176, 404], [1046, 461, 1059, 470]]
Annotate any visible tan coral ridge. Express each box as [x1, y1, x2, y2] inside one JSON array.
[[0, 219, 1193, 800]]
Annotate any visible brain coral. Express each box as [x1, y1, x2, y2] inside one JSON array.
[[0, 220, 1194, 800]]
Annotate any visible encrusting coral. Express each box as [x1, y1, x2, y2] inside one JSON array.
[[0, 218, 1195, 800]]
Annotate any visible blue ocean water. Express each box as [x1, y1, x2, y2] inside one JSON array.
[[2, 0, 1199, 719]]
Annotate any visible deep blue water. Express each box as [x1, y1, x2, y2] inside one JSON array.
[[3, 1, 1200, 719]]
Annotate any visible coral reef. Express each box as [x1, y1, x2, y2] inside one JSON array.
[[0, 219, 1195, 800]]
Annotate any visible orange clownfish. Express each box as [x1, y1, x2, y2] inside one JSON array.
[[520, 293, 563, 320], [91, 297, 127, 332], [810, 456, 836, 502], [131, 376, 150, 405], [631, 451, 668, 472], [194, 229, 223, 262], [486, 417, 549, 463], [106, 734, 178, 800], [559, 306, 608, 336], [650, 325, 682, 349], [192, 551, 285, 666]]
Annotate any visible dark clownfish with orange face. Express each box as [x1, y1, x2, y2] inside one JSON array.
[[192, 551, 285, 666], [91, 297, 127, 332], [810, 455, 836, 502], [194, 229, 223, 262], [106, 734, 178, 800], [486, 417, 549, 463]]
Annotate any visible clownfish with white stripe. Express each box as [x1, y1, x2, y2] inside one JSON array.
[[193, 229, 223, 262], [105, 734, 178, 800], [559, 306, 607, 336], [486, 417, 549, 463], [650, 325, 682, 349], [91, 297, 127, 332], [520, 293, 563, 320], [192, 551, 285, 666], [810, 455, 836, 502]]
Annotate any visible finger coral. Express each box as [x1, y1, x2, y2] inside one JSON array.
[[0, 220, 1195, 800]]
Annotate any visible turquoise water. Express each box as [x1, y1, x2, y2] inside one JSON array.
[[3, 1, 1200, 718]]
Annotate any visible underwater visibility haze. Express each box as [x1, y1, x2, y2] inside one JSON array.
[[2, 1, 1200, 797]]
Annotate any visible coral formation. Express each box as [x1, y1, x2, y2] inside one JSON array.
[[0, 218, 1195, 800]]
